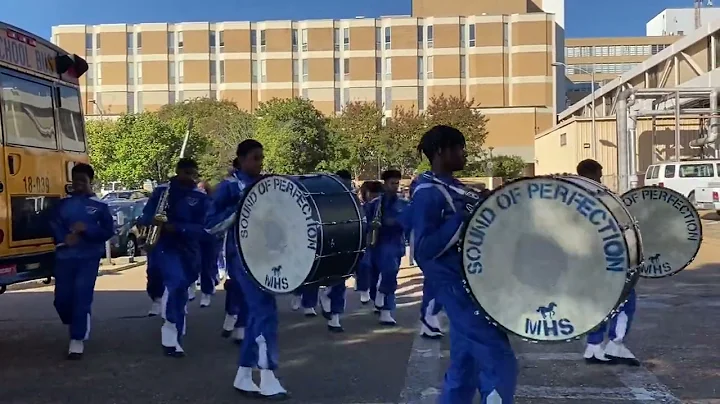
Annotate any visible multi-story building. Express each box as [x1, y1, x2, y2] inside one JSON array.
[[51, 0, 564, 164], [646, 6, 720, 37], [563, 36, 680, 105]]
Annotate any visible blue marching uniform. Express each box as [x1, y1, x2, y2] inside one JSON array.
[[50, 194, 114, 353], [584, 288, 638, 364], [292, 285, 319, 315], [140, 179, 209, 356], [363, 193, 408, 324], [198, 224, 220, 301], [411, 172, 517, 403], [206, 172, 250, 341]]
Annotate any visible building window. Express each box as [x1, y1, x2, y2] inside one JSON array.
[[169, 92, 176, 105], [178, 61, 184, 83], [427, 25, 433, 48], [95, 34, 101, 53], [384, 27, 391, 50], [293, 59, 299, 81], [417, 57, 424, 79], [375, 87, 382, 106], [375, 57, 381, 81], [137, 62, 143, 85], [427, 56, 433, 79], [210, 61, 217, 82], [343, 87, 350, 105], [460, 24, 465, 48], [469, 24, 475, 47], [169, 62, 175, 81], [417, 25, 423, 47], [502, 23, 509, 47], [252, 60, 258, 83], [260, 30, 266, 52], [292, 29, 298, 52], [343, 28, 350, 50], [301, 88, 309, 99], [137, 92, 143, 111], [209, 90, 217, 101], [343, 58, 350, 78], [168, 32, 175, 52], [87, 63, 94, 83], [260, 60, 267, 83], [334, 58, 340, 81], [127, 93, 134, 113], [384, 57, 392, 79], [301, 29, 308, 51], [210, 31, 216, 50], [177, 32, 184, 53], [418, 86, 424, 110], [137, 33, 142, 49], [219, 60, 225, 83], [384, 87, 392, 108], [219, 31, 224, 48], [334, 28, 340, 51], [85, 33, 92, 51], [375, 27, 382, 49], [302, 59, 308, 80], [127, 33, 134, 51], [97, 63, 102, 85], [460, 56, 466, 78], [127, 63, 134, 84], [334, 88, 341, 112], [251, 30, 257, 52], [560, 133, 567, 146]]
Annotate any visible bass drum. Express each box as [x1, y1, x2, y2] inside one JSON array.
[[235, 174, 365, 294], [621, 186, 702, 278], [460, 176, 640, 343]]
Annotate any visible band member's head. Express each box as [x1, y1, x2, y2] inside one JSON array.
[[236, 139, 264, 177], [417, 125, 467, 173], [335, 169, 354, 190], [381, 169, 402, 195], [362, 180, 383, 203], [227, 157, 239, 177], [71, 163, 95, 195], [576, 159, 603, 183], [175, 158, 199, 186]]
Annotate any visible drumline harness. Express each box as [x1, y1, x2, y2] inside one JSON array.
[[205, 173, 248, 280]]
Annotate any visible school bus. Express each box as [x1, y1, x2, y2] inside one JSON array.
[[0, 22, 89, 293]]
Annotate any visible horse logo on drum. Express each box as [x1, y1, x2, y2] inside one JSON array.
[[640, 253, 671, 276], [536, 302, 557, 319], [525, 302, 575, 339]]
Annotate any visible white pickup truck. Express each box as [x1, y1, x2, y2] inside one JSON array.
[[694, 186, 720, 215]]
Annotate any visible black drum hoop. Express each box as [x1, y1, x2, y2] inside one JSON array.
[[234, 174, 324, 295], [459, 175, 637, 343], [621, 185, 703, 280]]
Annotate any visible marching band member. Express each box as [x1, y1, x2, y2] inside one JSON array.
[[362, 169, 408, 326], [197, 180, 220, 307], [206, 140, 289, 399], [355, 181, 383, 304], [578, 159, 640, 367], [50, 163, 114, 359], [411, 125, 517, 403], [145, 258, 164, 316], [290, 286, 319, 316], [140, 158, 209, 358]]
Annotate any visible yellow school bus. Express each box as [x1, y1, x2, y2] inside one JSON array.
[[0, 22, 89, 293]]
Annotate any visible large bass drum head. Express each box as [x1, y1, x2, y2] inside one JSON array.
[[621, 186, 702, 278], [461, 177, 632, 342], [236, 175, 321, 294]]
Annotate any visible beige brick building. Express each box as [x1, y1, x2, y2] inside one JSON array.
[[51, 0, 565, 162]]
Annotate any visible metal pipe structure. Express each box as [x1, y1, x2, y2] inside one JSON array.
[[651, 115, 657, 164], [674, 91, 681, 162], [637, 109, 720, 116], [616, 90, 631, 193]]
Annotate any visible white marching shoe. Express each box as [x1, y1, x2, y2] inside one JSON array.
[[259, 369, 290, 399], [221, 314, 237, 338], [161, 320, 185, 358], [147, 299, 162, 317], [290, 295, 301, 311], [420, 323, 443, 339], [604, 340, 641, 366], [327, 313, 343, 333], [67, 339, 84, 360], [319, 290, 332, 318], [233, 366, 261, 396], [187, 285, 197, 301], [583, 343, 614, 364], [303, 307, 317, 317], [199, 293, 212, 308], [379, 310, 397, 326], [359, 291, 371, 304], [231, 327, 245, 344]]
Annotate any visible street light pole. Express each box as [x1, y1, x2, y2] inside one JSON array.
[[552, 62, 597, 160]]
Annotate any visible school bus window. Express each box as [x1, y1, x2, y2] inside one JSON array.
[[10, 195, 59, 242], [0, 72, 57, 150], [58, 85, 86, 152]]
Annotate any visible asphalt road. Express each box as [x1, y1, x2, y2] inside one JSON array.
[[0, 218, 719, 403]]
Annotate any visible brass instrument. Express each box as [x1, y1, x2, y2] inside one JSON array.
[[420, 173, 483, 214], [145, 187, 170, 249], [368, 195, 384, 247]]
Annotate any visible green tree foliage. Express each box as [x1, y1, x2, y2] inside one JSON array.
[[327, 101, 385, 178], [424, 94, 488, 162], [384, 106, 426, 175], [254, 97, 330, 174], [488, 155, 528, 180]]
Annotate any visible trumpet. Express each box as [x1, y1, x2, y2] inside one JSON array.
[[420, 173, 483, 214], [368, 195, 383, 247], [145, 187, 170, 249]]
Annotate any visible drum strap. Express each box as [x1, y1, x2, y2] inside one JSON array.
[[412, 183, 463, 260]]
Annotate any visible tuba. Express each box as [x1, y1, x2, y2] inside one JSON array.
[[368, 195, 383, 247], [145, 187, 170, 249]]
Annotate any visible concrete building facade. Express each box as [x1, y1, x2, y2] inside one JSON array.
[[51, 0, 565, 162], [646, 6, 720, 37]]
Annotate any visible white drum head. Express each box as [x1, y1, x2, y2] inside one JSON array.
[[237, 176, 320, 293], [621, 186, 702, 278], [462, 177, 631, 342]]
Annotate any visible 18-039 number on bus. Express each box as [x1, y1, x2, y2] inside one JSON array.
[[22, 176, 50, 194]]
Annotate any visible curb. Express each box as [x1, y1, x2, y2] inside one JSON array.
[[6, 259, 146, 293]]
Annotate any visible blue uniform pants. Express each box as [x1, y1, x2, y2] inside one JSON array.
[[199, 243, 219, 295], [587, 288, 637, 345], [355, 252, 375, 294], [369, 245, 401, 311], [323, 282, 347, 314], [146, 256, 164, 301], [237, 272, 279, 370], [438, 282, 517, 404], [224, 252, 248, 328], [293, 285, 319, 309], [420, 278, 443, 328], [53, 258, 100, 341], [156, 249, 196, 341]]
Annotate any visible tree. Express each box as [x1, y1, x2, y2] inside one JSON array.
[[254, 97, 330, 174], [425, 94, 488, 162], [384, 106, 427, 176], [326, 101, 386, 178], [488, 155, 527, 180]]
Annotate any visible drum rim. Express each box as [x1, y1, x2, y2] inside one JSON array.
[[234, 174, 324, 295], [621, 185, 703, 279], [459, 175, 636, 343]]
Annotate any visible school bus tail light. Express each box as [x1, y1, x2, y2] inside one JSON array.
[[658, 182, 664, 187], [713, 191, 719, 202]]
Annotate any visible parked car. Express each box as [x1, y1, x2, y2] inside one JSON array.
[[643, 159, 720, 203], [107, 198, 148, 257], [694, 186, 720, 215], [102, 190, 148, 201]]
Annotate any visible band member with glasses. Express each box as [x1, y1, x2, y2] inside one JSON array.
[[206, 140, 289, 399], [362, 169, 408, 326], [577, 159, 640, 367], [355, 180, 383, 304], [139, 158, 208, 358], [410, 125, 517, 403], [50, 163, 114, 360]]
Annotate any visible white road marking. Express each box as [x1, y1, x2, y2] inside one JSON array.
[[517, 386, 655, 401], [617, 368, 682, 403], [398, 322, 444, 404]]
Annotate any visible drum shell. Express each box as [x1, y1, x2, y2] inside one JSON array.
[[460, 175, 641, 343], [235, 174, 365, 294]]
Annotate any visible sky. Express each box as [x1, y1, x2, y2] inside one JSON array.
[[2, 0, 706, 40]]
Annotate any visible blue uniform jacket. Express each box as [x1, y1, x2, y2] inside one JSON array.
[[139, 178, 209, 266], [409, 171, 471, 285], [205, 170, 256, 274], [364, 193, 409, 257], [50, 194, 115, 261]]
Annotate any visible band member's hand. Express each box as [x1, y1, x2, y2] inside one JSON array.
[[152, 215, 167, 226], [164, 223, 176, 233], [71, 222, 87, 234], [64, 233, 80, 246]]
